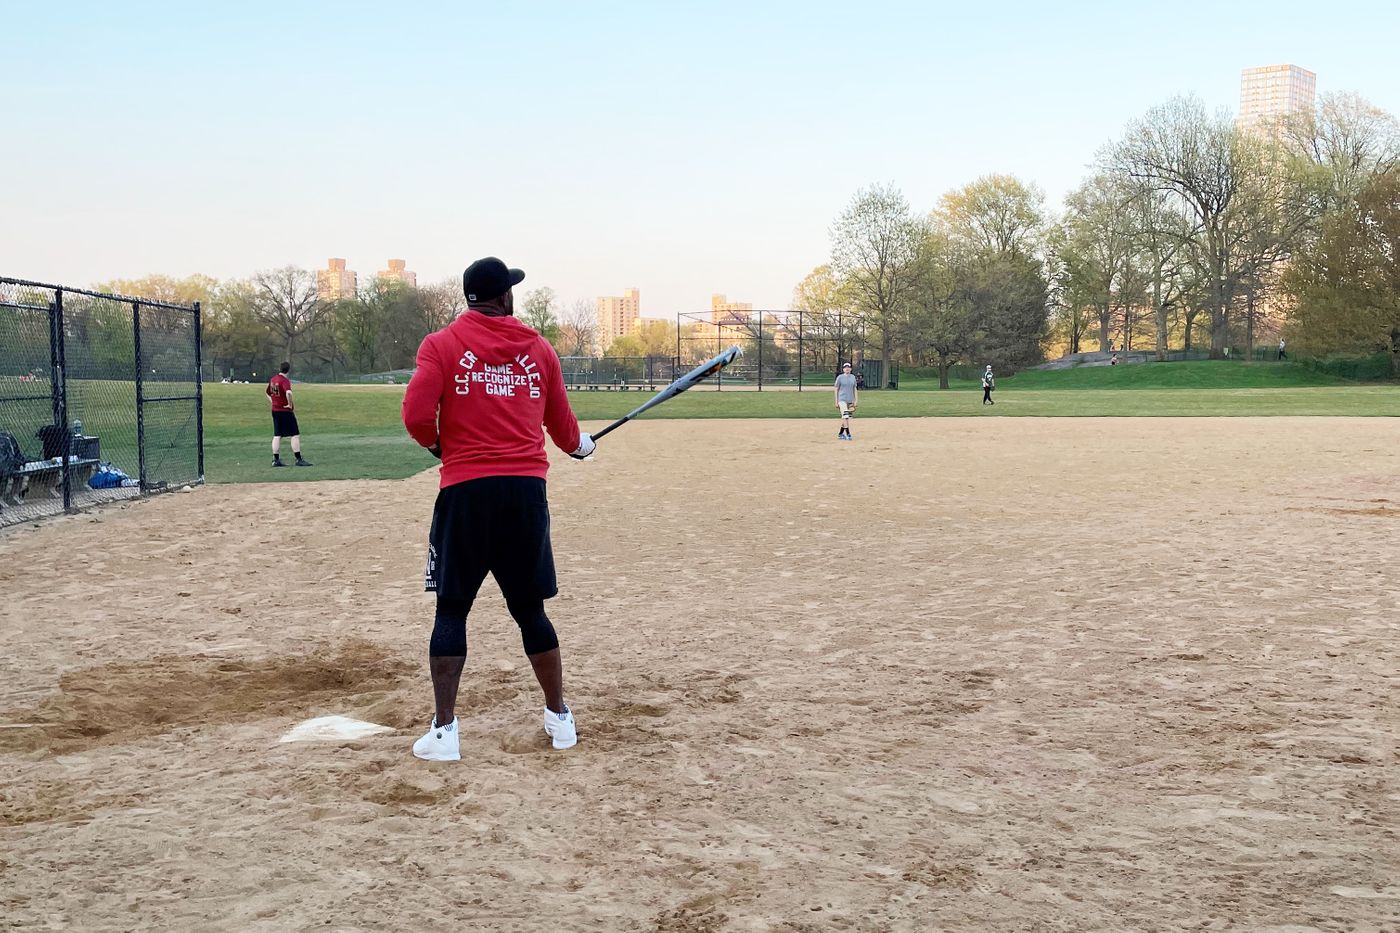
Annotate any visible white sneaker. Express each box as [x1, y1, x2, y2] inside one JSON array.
[[412, 717, 460, 761], [543, 705, 577, 750]]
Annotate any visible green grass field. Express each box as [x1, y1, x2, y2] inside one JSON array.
[[203, 360, 1396, 484]]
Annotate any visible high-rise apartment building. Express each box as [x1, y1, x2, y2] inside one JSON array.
[[710, 294, 753, 327], [1239, 64, 1316, 130], [378, 259, 417, 289], [317, 258, 357, 301], [596, 288, 641, 352]]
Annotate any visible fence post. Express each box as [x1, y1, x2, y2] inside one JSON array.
[[757, 313, 763, 391], [51, 291, 75, 513], [193, 300, 205, 483], [132, 301, 148, 491], [798, 310, 803, 392]]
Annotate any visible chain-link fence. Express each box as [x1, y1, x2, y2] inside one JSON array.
[[675, 309, 894, 389], [0, 278, 203, 528], [560, 356, 679, 390]]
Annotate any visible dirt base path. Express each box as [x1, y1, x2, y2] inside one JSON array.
[[2, 418, 1397, 930]]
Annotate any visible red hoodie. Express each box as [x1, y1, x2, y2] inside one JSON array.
[[402, 312, 581, 487]]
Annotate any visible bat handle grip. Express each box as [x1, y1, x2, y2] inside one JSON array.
[[590, 418, 627, 442]]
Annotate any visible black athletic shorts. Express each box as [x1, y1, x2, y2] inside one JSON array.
[[424, 475, 558, 603], [271, 410, 300, 437]]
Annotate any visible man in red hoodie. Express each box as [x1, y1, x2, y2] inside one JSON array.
[[402, 257, 594, 761]]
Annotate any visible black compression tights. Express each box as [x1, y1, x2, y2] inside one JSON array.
[[429, 595, 559, 657]]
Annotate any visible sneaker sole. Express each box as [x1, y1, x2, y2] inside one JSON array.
[[413, 749, 461, 762]]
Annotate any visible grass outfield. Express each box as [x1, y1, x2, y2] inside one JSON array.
[[204, 360, 1396, 484], [901, 359, 1355, 391]]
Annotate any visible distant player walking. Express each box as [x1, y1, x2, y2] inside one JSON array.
[[1278, 338, 1287, 360], [981, 365, 995, 405], [834, 362, 858, 440], [402, 256, 595, 762], [267, 362, 312, 467]]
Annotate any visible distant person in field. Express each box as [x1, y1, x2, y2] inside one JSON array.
[[402, 256, 593, 762], [1279, 338, 1287, 360], [834, 362, 858, 440], [266, 362, 311, 468], [982, 365, 995, 405]]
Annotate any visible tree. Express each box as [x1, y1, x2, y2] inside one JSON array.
[[906, 230, 977, 389], [634, 318, 678, 358], [1112, 97, 1256, 358], [1120, 182, 1194, 360], [90, 273, 220, 309], [1058, 175, 1137, 352], [603, 334, 644, 358], [1284, 169, 1400, 376], [1043, 226, 1094, 355], [373, 280, 431, 370], [830, 184, 924, 386], [792, 264, 852, 371], [520, 287, 560, 342], [936, 174, 1046, 257], [1284, 92, 1400, 215], [935, 175, 1051, 369], [248, 267, 324, 363], [1111, 96, 1315, 360], [334, 293, 384, 375], [202, 279, 278, 380], [556, 298, 598, 358], [419, 279, 467, 333]]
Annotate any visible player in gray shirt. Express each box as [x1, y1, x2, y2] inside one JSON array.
[[834, 362, 858, 440]]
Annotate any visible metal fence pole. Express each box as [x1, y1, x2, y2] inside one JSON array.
[[52, 291, 75, 512], [193, 300, 205, 482], [132, 301, 148, 491], [757, 313, 763, 391], [798, 310, 803, 392]]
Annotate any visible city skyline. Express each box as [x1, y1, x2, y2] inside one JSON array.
[[6, 2, 1400, 313]]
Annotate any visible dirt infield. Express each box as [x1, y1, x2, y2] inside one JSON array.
[[2, 418, 1397, 931]]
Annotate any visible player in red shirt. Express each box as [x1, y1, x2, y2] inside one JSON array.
[[266, 362, 311, 468], [402, 256, 594, 761]]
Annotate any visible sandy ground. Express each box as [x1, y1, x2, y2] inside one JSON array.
[[1, 417, 1398, 932]]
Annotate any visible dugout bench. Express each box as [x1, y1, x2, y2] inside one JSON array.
[[0, 458, 101, 506]]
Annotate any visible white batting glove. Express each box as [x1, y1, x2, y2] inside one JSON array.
[[570, 433, 596, 460]]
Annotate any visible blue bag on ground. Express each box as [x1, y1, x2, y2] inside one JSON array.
[[88, 464, 129, 489]]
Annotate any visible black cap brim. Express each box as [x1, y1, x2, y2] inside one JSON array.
[[509, 269, 525, 288]]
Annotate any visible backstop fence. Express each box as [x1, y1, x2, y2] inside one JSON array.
[[0, 277, 204, 529], [675, 309, 896, 390]]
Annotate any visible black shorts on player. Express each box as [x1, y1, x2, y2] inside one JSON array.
[[272, 410, 300, 437], [425, 475, 559, 656]]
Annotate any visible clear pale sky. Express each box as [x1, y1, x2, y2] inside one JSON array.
[[4, 1, 1398, 315]]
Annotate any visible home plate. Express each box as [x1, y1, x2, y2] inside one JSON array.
[[279, 715, 393, 743]]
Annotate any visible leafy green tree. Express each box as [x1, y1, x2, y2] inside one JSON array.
[[830, 184, 924, 386], [603, 334, 645, 358], [334, 293, 384, 374], [792, 264, 853, 370], [203, 279, 279, 380], [1284, 169, 1400, 376], [936, 174, 1046, 256], [520, 287, 560, 342], [905, 231, 976, 388], [1058, 175, 1136, 352], [935, 175, 1051, 370]]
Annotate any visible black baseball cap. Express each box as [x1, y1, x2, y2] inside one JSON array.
[[462, 257, 525, 303]]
